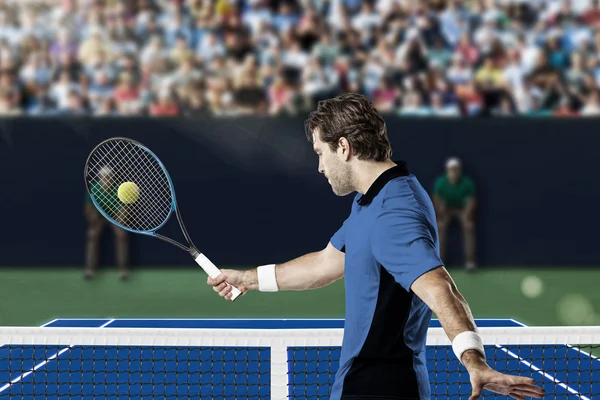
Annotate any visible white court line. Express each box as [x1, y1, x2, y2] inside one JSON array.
[[568, 344, 600, 361], [506, 319, 599, 387], [562, 339, 600, 365], [52, 317, 508, 321], [0, 346, 72, 393], [497, 345, 590, 400], [46, 318, 113, 321], [0, 319, 115, 394], [99, 319, 116, 328], [508, 318, 526, 327]]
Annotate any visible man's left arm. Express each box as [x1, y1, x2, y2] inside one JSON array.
[[410, 268, 544, 399], [411, 267, 479, 357], [371, 211, 544, 400]]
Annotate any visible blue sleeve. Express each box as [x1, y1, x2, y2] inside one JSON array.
[[330, 219, 347, 253], [370, 210, 443, 291]]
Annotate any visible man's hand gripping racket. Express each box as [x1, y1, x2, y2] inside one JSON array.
[[84, 137, 243, 301]]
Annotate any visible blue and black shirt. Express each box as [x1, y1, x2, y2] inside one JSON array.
[[329, 161, 444, 400]]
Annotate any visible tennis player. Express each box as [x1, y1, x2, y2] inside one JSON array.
[[207, 93, 544, 400]]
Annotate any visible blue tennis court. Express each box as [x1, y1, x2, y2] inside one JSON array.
[[0, 318, 597, 399]]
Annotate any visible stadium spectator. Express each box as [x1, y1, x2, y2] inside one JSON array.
[[150, 88, 180, 116], [581, 90, 600, 115], [113, 72, 141, 111], [0, 0, 598, 117], [268, 73, 297, 115], [433, 157, 477, 271]]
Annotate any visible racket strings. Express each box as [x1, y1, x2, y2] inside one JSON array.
[[92, 148, 167, 230], [88, 143, 167, 230], [92, 142, 171, 229], [89, 145, 161, 225], [93, 143, 170, 227], [86, 139, 173, 232], [89, 143, 170, 230]]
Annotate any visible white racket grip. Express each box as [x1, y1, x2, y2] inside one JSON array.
[[194, 253, 242, 301]]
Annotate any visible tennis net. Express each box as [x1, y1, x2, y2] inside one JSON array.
[[0, 326, 598, 399]]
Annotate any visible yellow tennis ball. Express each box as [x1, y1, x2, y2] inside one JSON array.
[[118, 182, 140, 204]]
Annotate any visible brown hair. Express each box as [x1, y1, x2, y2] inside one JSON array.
[[304, 93, 392, 161]]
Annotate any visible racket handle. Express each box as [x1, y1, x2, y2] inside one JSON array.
[[193, 252, 242, 301]]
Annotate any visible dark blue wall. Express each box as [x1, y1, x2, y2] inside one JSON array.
[[0, 117, 597, 267]]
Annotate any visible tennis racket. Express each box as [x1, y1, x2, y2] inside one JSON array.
[[84, 137, 242, 301]]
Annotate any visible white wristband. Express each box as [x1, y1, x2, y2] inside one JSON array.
[[452, 331, 485, 365], [257, 264, 279, 292]]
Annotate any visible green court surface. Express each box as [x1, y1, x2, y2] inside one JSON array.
[[0, 267, 599, 327]]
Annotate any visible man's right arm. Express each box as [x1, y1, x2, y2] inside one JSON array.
[[207, 242, 345, 299]]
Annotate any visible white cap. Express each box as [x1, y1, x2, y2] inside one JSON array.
[[99, 166, 112, 176], [446, 157, 461, 169]]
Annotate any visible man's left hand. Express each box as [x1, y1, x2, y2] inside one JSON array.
[[468, 364, 545, 400]]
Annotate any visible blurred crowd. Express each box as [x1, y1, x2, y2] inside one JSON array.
[[1, 0, 600, 117]]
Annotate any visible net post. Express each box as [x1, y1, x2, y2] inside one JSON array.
[[271, 337, 288, 400]]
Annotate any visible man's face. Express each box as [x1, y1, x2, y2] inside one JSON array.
[[447, 166, 461, 183], [313, 130, 353, 196]]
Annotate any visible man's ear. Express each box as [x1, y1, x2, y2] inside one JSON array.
[[338, 137, 352, 161]]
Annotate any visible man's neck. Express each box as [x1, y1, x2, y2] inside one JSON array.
[[354, 160, 397, 195]]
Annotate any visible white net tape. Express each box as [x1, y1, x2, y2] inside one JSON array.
[[0, 326, 598, 399]]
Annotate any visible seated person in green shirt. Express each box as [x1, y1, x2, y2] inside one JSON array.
[[432, 157, 477, 270], [84, 166, 129, 280]]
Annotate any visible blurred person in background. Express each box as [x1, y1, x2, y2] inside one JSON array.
[[553, 95, 580, 117], [493, 97, 518, 116], [94, 97, 118, 117], [0, 0, 599, 116], [399, 91, 431, 116], [59, 90, 88, 115], [525, 51, 562, 111], [395, 28, 429, 76], [113, 72, 141, 112], [150, 88, 180, 116], [371, 78, 400, 113], [580, 90, 600, 115], [455, 32, 479, 66], [27, 84, 58, 115], [84, 167, 129, 280], [50, 71, 80, 110], [88, 70, 114, 110], [49, 29, 78, 61], [169, 34, 193, 66], [447, 54, 473, 88], [140, 35, 166, 68], [0, 88, 21, 116], [433, 157, 477, 271], [430, 92, 460, 116], [19, 52, 52, 92], [182, 83, 209, 117], [455, 79, 482, 116], [302, 55, 335, 108], [475, 56, 515, 116], [233, 71, 267, 115], [168, 56, 202, 88], [268, 73, 297, 115], [503, 49, 528, 112]]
